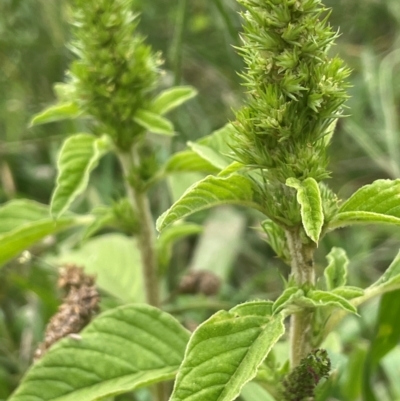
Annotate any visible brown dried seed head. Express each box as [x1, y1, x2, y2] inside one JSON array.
[[178, 270, 221, 296], [34, 265, 100, 361]]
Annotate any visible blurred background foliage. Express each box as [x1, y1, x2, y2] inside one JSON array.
[[1, 1, 400, 400]]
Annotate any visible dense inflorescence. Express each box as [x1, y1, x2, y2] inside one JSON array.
[[233, 0, 350, 184], [34, 265, 100, 360], [66, 0, 162, 149], [282, 348, 331, 400]]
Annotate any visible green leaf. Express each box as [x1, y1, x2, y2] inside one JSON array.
[[331, 286, 364, 300], [164, 150, 219, 174], [169, 301, 285, 401], [51, 134, 112, 219], [324, 247, 349, 290], [272, 287, 304, 314], [151, 86, 197, 115], [48, 234, 145, 303], [363, 290, 400, 401], [307, 290, 357, 315], [272, 287, 359, 315], [157, 223, 203, 269], [330, 179, 400, 229], [0, 201, 92, 267], [163, 124, 237, 176], [241, 382, 277, 401], [231, 300, 274, 317], [369, 250, 400, 291], [188, 141, 230, 170], [134, 109, 174, 136], [369, 290, 400, 366], [30, 102, 82, 126], [9, 304, 190, 401], [379, 346, 400, 400], [198, 124, 236, 156], [81, 206, 115, 241], [156, 174, 263, 232], [261, 219, 290, 263], [341, 344, 368, 401], [286, 177, 324, 242], [0, 200, 50, 234], [218, 162, 244, 177], [167, 173, 205, 203]]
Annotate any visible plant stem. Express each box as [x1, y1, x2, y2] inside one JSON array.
[[285, 228, 316, 368], [118, 150, 160, 308], [119, 149, 164, 400]]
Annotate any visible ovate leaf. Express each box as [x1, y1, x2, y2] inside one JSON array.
[[0, 200, 49, 234], [188, 141, 229, 170], [241, 382, 277, 401], [151, 86, 197, 115], [330, 179, 400, 229], [164, 150, 219, 174], [134, 109, 174, 136], [48, 234, 144, 303], [307, 290, 357, 315], [272, 287, 304, 314], [198, 124, 236, 156], [369, 250, 400, 291], [324, 247, 349, 290], [51, 133, 112, 219], [261, 219, 290, 263], [218, 162, 244, 177], [286, 177, 324, 242], [9, 304, 190, 401], [30, 102, 82, 126], [169, 301, 285, 401], [331, 286, 364, 300], [0, 200, 92, 267], [80, 206, 115, 241], [156, 174, 263, 231], [157, 223, 203, 269], [163, 124, 237, 176], [167, 173, 205, 203]]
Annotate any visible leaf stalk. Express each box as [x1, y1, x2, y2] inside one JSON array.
[[118, 149, 160, 308]]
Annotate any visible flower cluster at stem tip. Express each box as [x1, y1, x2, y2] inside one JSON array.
[[66, 0, 162, 150], [233, 0, 350, 184]]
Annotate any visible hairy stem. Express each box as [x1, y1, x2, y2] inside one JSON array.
[[119, 149, 163, 400], [285, 228, 316, 368], [118, 150, 160, 308]]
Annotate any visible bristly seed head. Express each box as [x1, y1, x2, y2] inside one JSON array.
[[233, 0, 350, 184]]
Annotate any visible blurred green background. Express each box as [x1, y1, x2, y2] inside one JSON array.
[[1, 1, 400, 400]]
